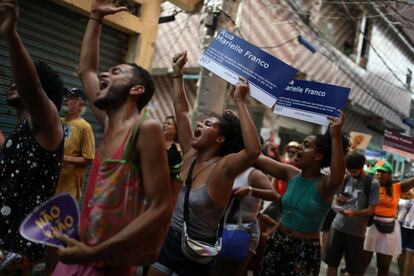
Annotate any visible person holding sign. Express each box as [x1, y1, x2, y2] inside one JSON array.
[[0, 0, 64, 273], [51, 0, 172, 274], [255, 112, 349, 275], [148, 52, 260, 276]]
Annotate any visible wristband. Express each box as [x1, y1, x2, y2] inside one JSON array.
[[248, 186, 253, 196], [89, 17, 102, 24]]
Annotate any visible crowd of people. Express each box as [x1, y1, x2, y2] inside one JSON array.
[[1, 0, 414, 276]]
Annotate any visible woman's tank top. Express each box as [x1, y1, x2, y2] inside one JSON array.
[[281, 174, 330, 233]]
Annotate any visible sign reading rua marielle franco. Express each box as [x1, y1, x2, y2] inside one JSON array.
[[383, 130, 414, 160], [274, 79, 350, 126], [19, 193, 79, 248], [198, 29, 297, 107]]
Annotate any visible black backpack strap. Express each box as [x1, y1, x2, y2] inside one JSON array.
[[342, 175, 352, 192], [363, 174, 374, 208]]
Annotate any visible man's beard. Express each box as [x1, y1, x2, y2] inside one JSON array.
[[94, 85, 130, 111]]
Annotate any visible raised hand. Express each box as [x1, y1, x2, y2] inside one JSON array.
[[231, 78, 249, 103], [328, 110, 344, 138], [91, 0, 128, 19], [0, 0, 18, 37], [172, 51, 187, 76]]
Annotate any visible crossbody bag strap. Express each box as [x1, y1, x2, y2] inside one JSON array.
[[183, 158, 197, 224], [342, 175, 352, 192], [363, 174, 373, 208], [401, 200, 414, 223], [183, 158, 231, 240]]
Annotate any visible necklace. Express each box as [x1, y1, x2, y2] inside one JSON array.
[[285, 177, 314, 218], [190, 157, 221, 182]]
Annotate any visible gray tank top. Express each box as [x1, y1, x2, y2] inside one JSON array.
[[171, 183, 224, 243]]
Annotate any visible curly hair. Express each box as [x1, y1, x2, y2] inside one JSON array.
[[213, 110, 245, 156], [314, 128, 350, 168], [35, 61, 64, 111], [127, 63, 155, 112]]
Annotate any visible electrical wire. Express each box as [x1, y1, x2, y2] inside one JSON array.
[[340, 0, 413, 91], [260, 37, 298, 49], [260, 0, 414, 20], [222, 0, 413, 95], [285, 0, 409, 119]]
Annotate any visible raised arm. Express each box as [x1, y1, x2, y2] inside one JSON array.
[[401, 177, 414, 193], [320, 112, 346, 198], [0, 0, 62, 150], [255, 154, 300, 182], [171, 52, 194, 155], [78, 0, 127, 129], [222, 80, 261, 178]]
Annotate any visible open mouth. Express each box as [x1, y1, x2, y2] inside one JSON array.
[[294, 152, 303, 161], [99, 80, 108, 90], [194, 129, 202, 137]]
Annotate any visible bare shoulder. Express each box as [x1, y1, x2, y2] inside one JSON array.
[[141, 117, 162, 130], [249, 168, 266, 180], [139, 118, 163, 137], [137, 118, 164, 148]]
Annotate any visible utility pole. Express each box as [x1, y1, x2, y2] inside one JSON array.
[[191, 0, 240, 125]]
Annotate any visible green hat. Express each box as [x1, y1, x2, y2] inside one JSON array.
[[371, 160, 393, 173]]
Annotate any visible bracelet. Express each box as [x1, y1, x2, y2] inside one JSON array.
[[172, 74, 183, 78], [89, 17, 102, 24], [248, 186, 253, 196]]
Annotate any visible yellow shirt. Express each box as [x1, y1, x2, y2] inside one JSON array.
[[55, 118, 95, 200]]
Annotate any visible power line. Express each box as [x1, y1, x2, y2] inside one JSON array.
[[340, 0, 413, 92], [261, 0, 414, 20], [285, 0, 408, 119], [235, 0, 413, 95]]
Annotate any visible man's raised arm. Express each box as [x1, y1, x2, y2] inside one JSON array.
[[0, 0, 62, 150], [78, 0, 127, 129]]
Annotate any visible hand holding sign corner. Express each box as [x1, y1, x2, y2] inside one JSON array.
[[328, 110, 345, 138], [53, 231, 96, 264], [231, 77, 249, 103]]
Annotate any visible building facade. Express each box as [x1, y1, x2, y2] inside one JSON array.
[[0, 0, 161, 142], [150, 0, 414, 177]]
